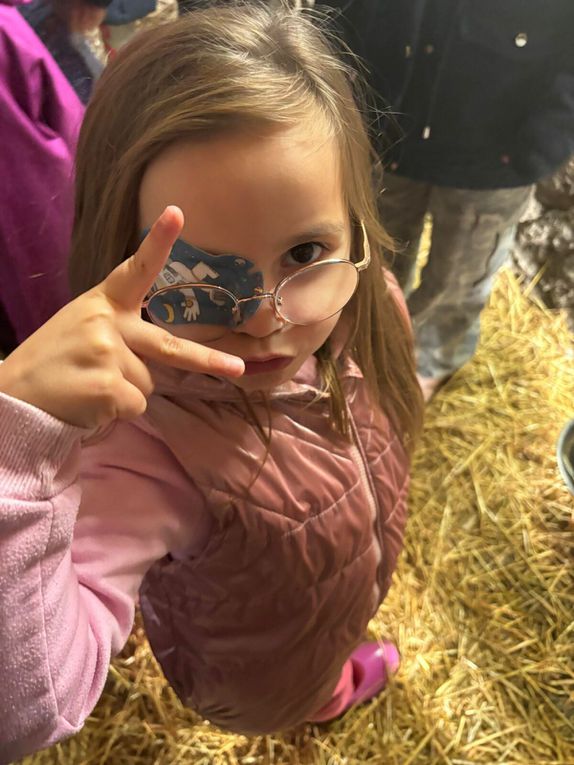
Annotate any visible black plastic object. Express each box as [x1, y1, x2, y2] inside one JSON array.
[[557, 419, 574, 495]]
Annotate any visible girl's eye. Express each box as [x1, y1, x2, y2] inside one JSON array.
[[284, 242, 324, 267]]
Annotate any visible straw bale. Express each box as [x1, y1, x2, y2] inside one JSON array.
[[19, 268, 574, 765]]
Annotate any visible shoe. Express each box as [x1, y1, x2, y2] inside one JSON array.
[[347, 641, 400, 707]]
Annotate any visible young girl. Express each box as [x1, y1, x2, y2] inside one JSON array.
[[0, 3, 423, 760]]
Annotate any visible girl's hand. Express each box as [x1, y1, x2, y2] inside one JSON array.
[[0, 206, 244, 429]]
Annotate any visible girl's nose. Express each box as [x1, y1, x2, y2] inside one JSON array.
[[233, 295, 285, 338]]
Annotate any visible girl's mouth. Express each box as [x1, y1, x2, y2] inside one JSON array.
[[242, 356, 294, 376]]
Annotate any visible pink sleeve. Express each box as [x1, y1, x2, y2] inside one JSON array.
[[0, 392, 209, 764]]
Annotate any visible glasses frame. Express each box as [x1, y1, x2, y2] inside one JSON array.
[[143, 220, 371, 328]]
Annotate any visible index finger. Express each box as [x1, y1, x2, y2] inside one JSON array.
[[102, 205, 184, 309]]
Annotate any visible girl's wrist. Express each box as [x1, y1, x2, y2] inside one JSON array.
[[0, 356, 34, 407]]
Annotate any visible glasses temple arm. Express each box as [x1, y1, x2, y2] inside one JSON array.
[[355, 220, 371, 270]]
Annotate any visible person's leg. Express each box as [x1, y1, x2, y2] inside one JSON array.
[[307, 658, 355, 722], [307, 641, 400, 722], [378, 173, 431, 295], [409, 185, 533, 384]]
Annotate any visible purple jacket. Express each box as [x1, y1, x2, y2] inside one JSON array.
[[0, 0, 83, 352]]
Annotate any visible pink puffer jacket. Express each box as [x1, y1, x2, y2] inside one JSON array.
[[139, 350, 410, 734]]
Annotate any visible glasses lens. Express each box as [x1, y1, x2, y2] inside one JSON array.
[[277, 261, 358, 325], [146, 285, 237, 342]]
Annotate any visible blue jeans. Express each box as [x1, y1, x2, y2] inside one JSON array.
[[380, 174, 533, 378]]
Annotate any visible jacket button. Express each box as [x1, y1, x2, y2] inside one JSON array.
[[514, 32, 528, 47]]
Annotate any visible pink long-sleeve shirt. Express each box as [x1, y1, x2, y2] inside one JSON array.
[[0, 390, 210, 764]]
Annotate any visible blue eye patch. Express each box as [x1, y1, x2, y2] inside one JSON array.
[[143, 232, 264, 326]]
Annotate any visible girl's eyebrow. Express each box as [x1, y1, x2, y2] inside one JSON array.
[[180, 222, 348, 258], [284, 221, 347, 245]]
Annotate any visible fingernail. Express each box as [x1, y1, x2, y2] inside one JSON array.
[[158, 207, 173, 226], [154, 207, 171, 231], [163, 205, 183, 226], [221, 355, 244, 376]]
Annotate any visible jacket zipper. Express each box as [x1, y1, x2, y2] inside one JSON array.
[[347, 406, 384, 608]]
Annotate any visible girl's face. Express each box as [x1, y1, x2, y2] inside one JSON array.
[[139, 123, 351, 391]]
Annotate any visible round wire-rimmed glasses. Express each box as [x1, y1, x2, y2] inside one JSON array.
[[143, 221, 371, 342]]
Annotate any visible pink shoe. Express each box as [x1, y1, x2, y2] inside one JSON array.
[[347, 641, 400, 708], [307, 641, 400, 723]]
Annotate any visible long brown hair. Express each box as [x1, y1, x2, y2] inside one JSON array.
[[70, 1, 423, 452]]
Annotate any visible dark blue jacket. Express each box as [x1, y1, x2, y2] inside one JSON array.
[[105, 0, 155, 25], [326, 0, 574, 188]]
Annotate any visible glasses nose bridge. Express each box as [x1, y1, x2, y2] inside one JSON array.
[[238, 289, 275, 304], [235, 288, 284, 329], [236, 288, 280, 312]]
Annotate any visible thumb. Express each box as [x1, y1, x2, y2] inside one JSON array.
[[102, 206, 184, 309]]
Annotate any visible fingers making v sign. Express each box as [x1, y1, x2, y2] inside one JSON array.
[[0, 207, 245, 429]]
